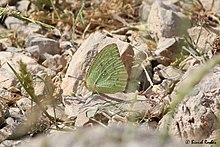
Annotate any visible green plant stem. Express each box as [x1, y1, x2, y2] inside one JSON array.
[[49, 0, 60, 20], [162, 54, 220, 146]]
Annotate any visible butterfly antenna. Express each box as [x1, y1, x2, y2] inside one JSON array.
[[67, 74, 85, 82], [67, 74, 87, 94]]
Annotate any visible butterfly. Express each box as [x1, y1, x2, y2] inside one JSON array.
[[85, 44, 128, 94]]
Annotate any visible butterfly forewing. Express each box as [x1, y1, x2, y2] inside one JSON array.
[[85, 44, 128, 93]]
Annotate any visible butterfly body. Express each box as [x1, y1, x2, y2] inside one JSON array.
[[85, 44, 128, 94]]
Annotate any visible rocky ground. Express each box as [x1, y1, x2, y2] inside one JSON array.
[[0, 0, 220, 146]]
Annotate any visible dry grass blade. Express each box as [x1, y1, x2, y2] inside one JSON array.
[[7, 61, 57, 126], [0, 7, 55, 29]]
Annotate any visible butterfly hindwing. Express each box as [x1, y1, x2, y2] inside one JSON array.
[[85, 44, 128, 93]]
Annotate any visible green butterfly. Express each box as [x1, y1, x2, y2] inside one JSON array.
[[85, 44, 128, 94]]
